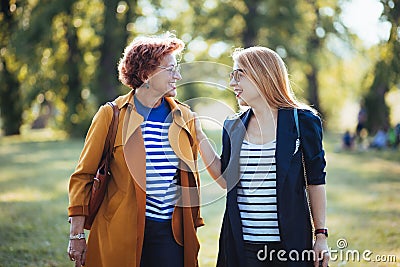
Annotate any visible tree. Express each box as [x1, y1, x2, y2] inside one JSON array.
[[188, 0, 347, 118], [63, 1, 86, 136], [9, 0, 138, 136], [364, 0, 399, 133], [10, 0, 88, 136], [0, 0, 23, 135], [92, 0, 137, 104]]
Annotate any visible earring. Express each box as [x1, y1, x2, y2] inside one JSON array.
[[142, 81, 149, 89]]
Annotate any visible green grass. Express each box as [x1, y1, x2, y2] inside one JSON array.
[[0, 130, 399, 266]]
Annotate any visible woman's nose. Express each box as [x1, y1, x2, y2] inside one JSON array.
[[229, 77, 237, 87], [173, 71, 182, 80]]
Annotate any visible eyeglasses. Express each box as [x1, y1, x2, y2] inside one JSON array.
[[158, 64, 181, 74], [229, 69, 245, 82]]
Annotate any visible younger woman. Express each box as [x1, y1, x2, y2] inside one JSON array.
[[195, 46, 329, 267]]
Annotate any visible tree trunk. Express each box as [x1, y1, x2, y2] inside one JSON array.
[[243, 1, 258, 47], [94, 0, 131, 104], [305, 0, 323, 116], [0, 58, 23, 135], [364, 61, 390, 134], [363, 0, 399, 134], [0, 0, 22, 135], [306, 67, 322, 113], [63, 3, 84, 137]]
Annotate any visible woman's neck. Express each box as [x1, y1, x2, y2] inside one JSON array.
[[251, 104, 278, 125], [245, 105, 278, 145], [135, 89, 162, 108]]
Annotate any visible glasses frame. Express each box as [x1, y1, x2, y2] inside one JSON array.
[[229, 69, 245, 82], [158, 64, 181, 74]]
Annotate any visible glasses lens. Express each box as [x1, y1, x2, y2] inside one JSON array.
[[234, 71, 240, 82], [158, 65, 181, 73], [229, 70, 242, 82]]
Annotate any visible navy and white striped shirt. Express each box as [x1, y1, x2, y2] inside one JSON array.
[[237, 139, 281, 243], [135, 97, 179, 221]]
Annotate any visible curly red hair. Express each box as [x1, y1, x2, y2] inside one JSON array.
[[118, 33, 185, 89]]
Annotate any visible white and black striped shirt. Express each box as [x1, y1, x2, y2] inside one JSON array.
[[135, 97, 179, 222], [237, 139, 281, 243]]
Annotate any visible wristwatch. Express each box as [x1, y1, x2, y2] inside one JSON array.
[[69, 233, 86, 240], [314, 228, 328, 237]]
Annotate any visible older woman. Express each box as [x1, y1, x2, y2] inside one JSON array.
[[195, 46, 329, 267], [67, 33, 204, 267]]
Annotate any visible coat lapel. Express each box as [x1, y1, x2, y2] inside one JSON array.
[[122, 101, 147, 189], [122, 103, 144, 146], [276, 108, 298, 196], [225, 109, 252, 259], [121, 99, 147, 266], [165, 97, 198, 182], [225, 109, 252, 190]]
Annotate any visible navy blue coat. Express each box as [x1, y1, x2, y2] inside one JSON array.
[[217, 108, 326, 267]]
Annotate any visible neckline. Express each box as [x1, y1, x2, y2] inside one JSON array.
[[134, 95, 166, 111], [243, 139, 276, 147]]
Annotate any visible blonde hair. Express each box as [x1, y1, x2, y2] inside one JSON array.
[[232, 46, 313, 112]]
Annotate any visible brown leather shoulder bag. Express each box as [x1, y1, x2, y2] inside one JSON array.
[[84, 101, 120, 230]]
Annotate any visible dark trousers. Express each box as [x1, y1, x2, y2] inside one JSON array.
[[140, 218, 183, 267], [244, 242, 289, 267]]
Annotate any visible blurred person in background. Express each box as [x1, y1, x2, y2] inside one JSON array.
[[370, 127, 388, 150], [342, 130, 354, 150]]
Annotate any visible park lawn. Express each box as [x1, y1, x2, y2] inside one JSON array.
[[0, 130, 399, 267]]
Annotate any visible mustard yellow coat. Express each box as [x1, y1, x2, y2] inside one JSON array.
[[68, 91, 204, 267]]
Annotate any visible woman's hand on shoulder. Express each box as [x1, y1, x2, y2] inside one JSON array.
[[192, 112, 206, 143]]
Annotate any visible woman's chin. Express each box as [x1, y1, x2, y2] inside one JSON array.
[[237, 98, 248, 106], [164, 89, 177, 98]]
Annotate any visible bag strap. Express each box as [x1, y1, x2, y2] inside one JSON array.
[[294, 108, 300, 139], [102, 101, 120, 166], [293, 108, 315, 233]]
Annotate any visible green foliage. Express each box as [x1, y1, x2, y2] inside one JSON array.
[[0, 0, 398, 137], [187, 0, 355, 123]]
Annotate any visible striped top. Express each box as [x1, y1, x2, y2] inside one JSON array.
[[134, 97, 179, 222], [237, 139, 281, 243]]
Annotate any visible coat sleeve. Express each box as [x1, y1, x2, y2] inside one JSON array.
[[299, 110, 327, 185], [68, 104, 113, 216]]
